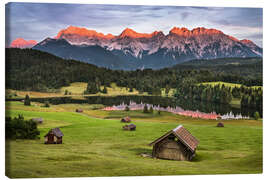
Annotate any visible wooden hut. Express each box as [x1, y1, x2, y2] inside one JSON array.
[[217, 122, 224, 127], [123, 124, 136, 131], [76, 109, 83, 113], [44, 128, 64, 144], [31, 117, 43, 124], [121, 116, 131, 123], [149, 125, 199, 161]]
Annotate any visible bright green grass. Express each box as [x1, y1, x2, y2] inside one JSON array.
[[5, 104, 262, 178], [60, 82, 147, 96]]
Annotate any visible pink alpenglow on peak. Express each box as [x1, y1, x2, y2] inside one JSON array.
[[169, 27, 224, 36], [57, 26, 166, 40], [240, 39, 256, 45], [10, 38, 37, 48], [118, 28, 162, 39], [56, 26, 115, 39]]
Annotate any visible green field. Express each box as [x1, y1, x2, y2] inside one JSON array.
[[5, 101, 262, 178], [200, 81, 262, 89], [6, 82, 176, 100]]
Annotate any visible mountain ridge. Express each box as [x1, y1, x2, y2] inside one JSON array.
[[32, 26, 262, 70]]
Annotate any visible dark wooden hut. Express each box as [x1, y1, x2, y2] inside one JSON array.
[[44, 128, 64, 144], [149, 125, 199, 161], [121, 116, 131, 123], [217, 122, 224, 127], [31, 117, 43, 124], [123, 123, 136, 131], [76, 109, 83, 113]]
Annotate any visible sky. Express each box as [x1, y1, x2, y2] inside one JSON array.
[[5, 3, 263, 47]]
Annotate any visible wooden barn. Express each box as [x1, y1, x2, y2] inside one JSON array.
[[31, 117, 43, 124], [76, 109, 83, 113], [217, 122, 224, 127], [121, 116, 131, 123], [123, 123, 136, 131], [149, 125, 199, 161], [44, 128, 64, 144]]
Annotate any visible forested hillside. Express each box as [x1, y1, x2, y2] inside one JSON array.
[[6, 48, 262, 94]]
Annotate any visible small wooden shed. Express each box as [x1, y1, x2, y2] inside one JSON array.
[[123, 124, 136, 131], [121, 116, 131, 123], [217, 122, 224, 127], [76, 109, 83, 113], [44, 128, 64, 144], [149, 125, 199, 161], [31, 117, 43, 124]]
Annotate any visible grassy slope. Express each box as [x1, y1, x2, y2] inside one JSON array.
[[5, 101, 262, 178], [200, 81, 262, 89], [6, 82, 145, 98], [6, 82, 176, 99]]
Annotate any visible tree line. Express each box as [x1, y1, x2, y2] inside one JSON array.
[[174, 84, 233, 104], [6, 48, 262, 94]]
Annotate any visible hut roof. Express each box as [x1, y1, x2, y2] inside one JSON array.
[[44, 128, 64, 138], [217, 122, 224, 127], [124, 116, 130, 121], [31, 117, 43, 122], [149, 125, 199, 152]]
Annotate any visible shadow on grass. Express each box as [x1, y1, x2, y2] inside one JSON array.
[[191, 153, 205, 162]]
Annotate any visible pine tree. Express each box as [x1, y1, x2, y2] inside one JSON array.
[[165, 85, 170, 96], [102, 86, 108, 94], [24, 94, 31, 106], [125, 106, 130, 111], [149, 106, 154, 114], [85, 81, 99, 94], [143, 104, 148, 113], [254, 111, 260, 120], [44, 101, 50, 108]]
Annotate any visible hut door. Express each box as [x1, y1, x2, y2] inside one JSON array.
[[48, 134, 54, 143]]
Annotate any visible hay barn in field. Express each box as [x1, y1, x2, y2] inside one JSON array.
[[31, 117, 43, 124], [217, 122, 224, 127], [121, 116, 131, 123], [149, 125, 199, 161], [76, 109, 83, 113], [123, 124, 136, 131], [44, 128, 64, 144]]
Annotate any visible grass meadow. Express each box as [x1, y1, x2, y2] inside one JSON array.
[[200, 81, 262, 89], [6, 82, 177, 99], [5, 101, 262, 178]]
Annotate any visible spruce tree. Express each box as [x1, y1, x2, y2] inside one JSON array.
[[149, 106, 154, 114], [102, 86, 108, 94], [125, 106, 130, 111], [254, 111, 260, 120], [24, 95, 31, 106], [143, 104, 148, 113]]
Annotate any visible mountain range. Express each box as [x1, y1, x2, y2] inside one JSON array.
[[19, 26, 263, 70]]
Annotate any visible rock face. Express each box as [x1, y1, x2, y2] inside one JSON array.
[[33, 26, 262, 70], [31, 117, 43, 124]]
